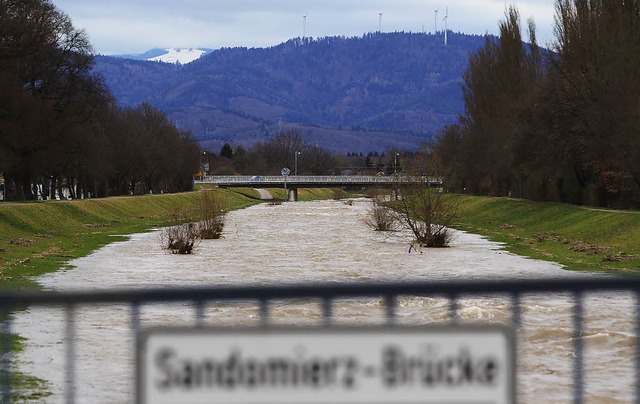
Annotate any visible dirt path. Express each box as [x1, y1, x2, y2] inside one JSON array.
[[575, 205, 640, 214], [253, 188, 273, 200]]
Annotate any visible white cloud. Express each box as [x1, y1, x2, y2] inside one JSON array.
[[51, 0, 557, 54]]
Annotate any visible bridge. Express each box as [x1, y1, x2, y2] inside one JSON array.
[[197, 175, 443, 201]]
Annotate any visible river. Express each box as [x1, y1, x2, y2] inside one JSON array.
[[11, 199, 635, 403]]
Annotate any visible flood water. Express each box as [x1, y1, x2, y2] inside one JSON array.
[[11, 199, 636, 403]]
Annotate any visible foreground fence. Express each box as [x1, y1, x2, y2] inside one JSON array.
[[1, 277, 640, 403]]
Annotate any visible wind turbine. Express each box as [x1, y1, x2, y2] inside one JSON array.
[[443, 7, 448, 45], [378, 11, 383, 32], [302, 14, 307, 39], [434, 8, 438, 33]]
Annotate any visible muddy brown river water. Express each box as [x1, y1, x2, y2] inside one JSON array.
[[11, 199, 634, 403]]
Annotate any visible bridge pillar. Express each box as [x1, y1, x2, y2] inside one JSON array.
[[288, 188, 299, 202]]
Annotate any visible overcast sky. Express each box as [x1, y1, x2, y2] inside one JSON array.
[[51, 0, 557, 55]]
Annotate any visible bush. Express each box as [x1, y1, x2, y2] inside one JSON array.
[[159, 222, 200, 254], [395, 181, 459, 247], [151, 190, 235, 254], [364, 200, 400, 232], [199, 218, 224, 239], [197, 190, 227, 239]]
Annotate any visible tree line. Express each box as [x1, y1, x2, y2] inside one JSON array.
[[202, 130, 337, 176], [433, 0, 640, 209], [202, 130, 418, 177], [0, 0, 199, 201]]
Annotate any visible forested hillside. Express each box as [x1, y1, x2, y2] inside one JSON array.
[[94, 32, 487, 152]]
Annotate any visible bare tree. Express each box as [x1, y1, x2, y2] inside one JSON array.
[[158, 190, 227, 253], [257, 130, 305, 173], [304, 145, 335, 175], [364, 199, 401, 232], [395, 180, 460, 247], [197, 190, 226, 239], [159, 216, 200, 255]]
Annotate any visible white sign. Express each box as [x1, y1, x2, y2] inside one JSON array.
[[137, 326, 514, 404]]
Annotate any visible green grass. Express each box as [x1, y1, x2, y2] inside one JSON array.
[[451, 195, 640, 274], [0, 187, 351, 290], [2, 190, 637, 284], [3, 335, 51, 402], [219, 187, 347, 202], [262, 187, 351, 201], [0, 190, 257, 289]]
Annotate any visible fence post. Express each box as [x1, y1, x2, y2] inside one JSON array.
[[1, 305, 11, 403], [636, 291, 640, 404], [259, 298, 269, 328], [194, 300, 205, 327], [573, 292, 584, 404], [449, 293, 458, 324], [65, 304, 76, 404], [384, 294, 396, 326]]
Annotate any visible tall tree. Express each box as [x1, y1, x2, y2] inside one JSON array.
[[453, 6, 544, 197], [256, 130, 305, 174], [0, 0, 107, 200], [547, 0, 640, 206]]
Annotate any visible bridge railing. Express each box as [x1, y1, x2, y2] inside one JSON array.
[[199, 175, 443, 185], [1, 278, 639, 403]]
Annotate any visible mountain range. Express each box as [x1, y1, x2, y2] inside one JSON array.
[[94, 32, 487, 153]]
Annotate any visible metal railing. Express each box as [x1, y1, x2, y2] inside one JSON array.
[[1, 277, 639, 403], [198, 175, 443, 187]]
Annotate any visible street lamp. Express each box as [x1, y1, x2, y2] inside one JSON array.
[[295, 151, 301, 176], [394, 153, 399, 176], [201, 151, 208, 179]]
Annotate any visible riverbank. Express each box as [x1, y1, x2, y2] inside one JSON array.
[[1, 191, 639, 291], [453, 195, 640, 274], [0, 190, 248, 289], [0, 188, 343, 290]]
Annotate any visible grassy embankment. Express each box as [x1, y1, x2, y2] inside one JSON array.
[[0, 190, 251, 290], [452, 195, 640, 274], [2, 190, 639, 288], [228, 186, 346, 201], [0, 187, 341, 290], [2, 188, 639, 285]]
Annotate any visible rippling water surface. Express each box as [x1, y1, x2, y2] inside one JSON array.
[[12, 199, 634, 403]]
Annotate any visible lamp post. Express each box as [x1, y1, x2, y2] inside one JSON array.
[[201, 151, 208, 180], [294, 151, 301, 176], [394, 153, 399, 176], [281, 167, 290, 201]]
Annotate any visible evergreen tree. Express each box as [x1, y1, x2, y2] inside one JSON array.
[[220, 143, 234, 159]]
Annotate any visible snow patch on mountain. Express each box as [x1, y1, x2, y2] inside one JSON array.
[[116, 48, 212, 64], [147, 48, 209, 64]]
